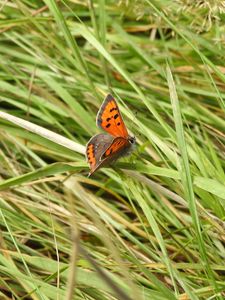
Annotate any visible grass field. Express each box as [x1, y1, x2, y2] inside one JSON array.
[[0, 1, 225, 299]]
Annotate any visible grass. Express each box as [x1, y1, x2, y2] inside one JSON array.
[[0, 0, 225, 299]]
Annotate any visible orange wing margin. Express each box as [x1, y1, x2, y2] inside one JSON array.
[[86, 143, 96, 171], [96, 94, 128, 138]]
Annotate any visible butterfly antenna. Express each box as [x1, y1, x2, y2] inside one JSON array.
[[130, 111, 137, 137]]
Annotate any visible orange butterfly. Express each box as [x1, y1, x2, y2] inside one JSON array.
[[86, 94, 135, 176]]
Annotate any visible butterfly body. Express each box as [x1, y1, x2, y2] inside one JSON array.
[[86, 94, 135, 176]]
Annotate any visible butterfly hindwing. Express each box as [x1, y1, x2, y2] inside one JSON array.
[[86, 133, 114, 176], [96, 94, 128, 138], [86, 142, 96, 170]]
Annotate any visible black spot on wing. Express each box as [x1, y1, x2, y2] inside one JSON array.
[[117, 122, 121, 126], [114, 114, 119, 119], [106, 124, 111, 128], [110, 107, 117, 112]]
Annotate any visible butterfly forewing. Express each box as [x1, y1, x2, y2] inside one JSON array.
[[96, 94, 128, 138], [101, 137, 129, 160]]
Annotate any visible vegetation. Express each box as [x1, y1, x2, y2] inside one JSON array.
[[0, 1, 225, 299]]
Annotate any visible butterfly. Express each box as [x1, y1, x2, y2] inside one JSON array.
[[86, 94, 135, 176]]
